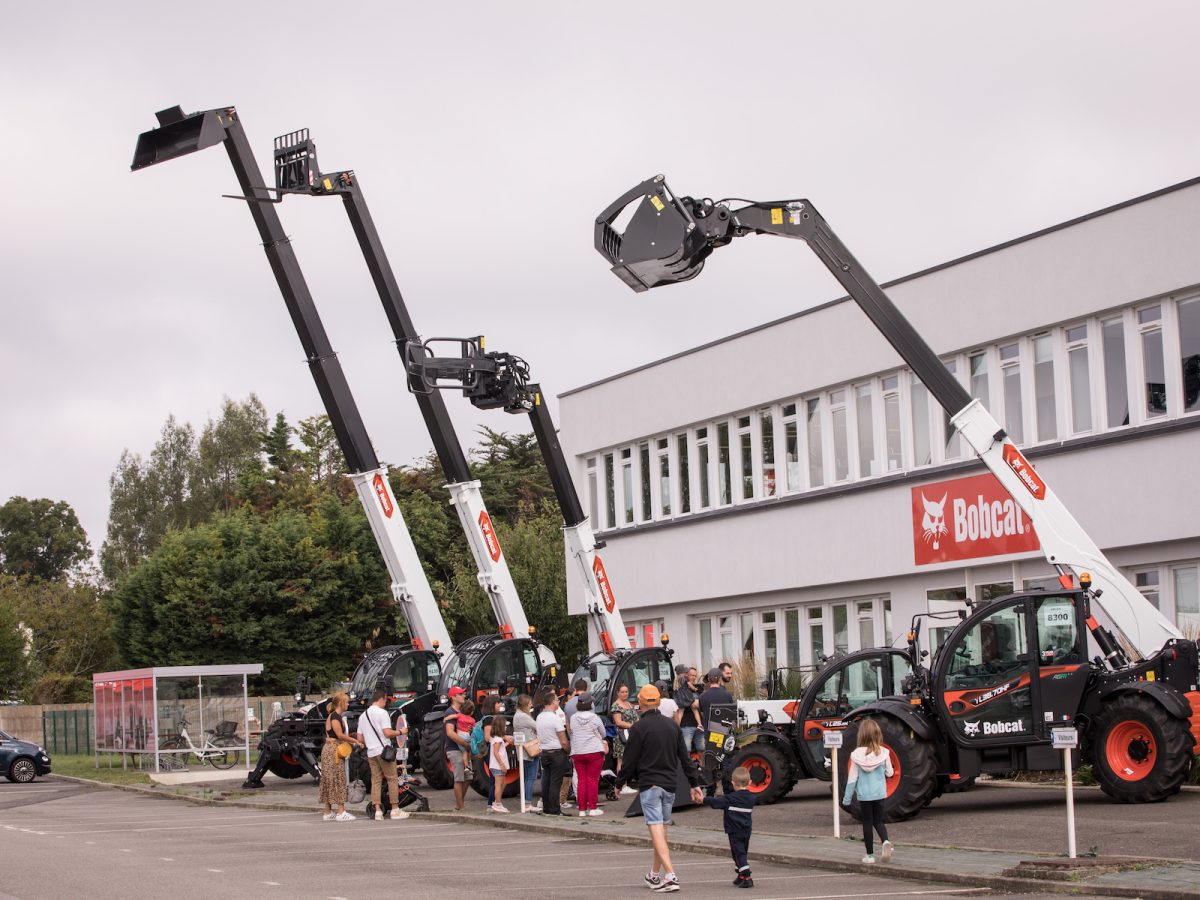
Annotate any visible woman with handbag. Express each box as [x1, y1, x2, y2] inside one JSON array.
[[512, 694, 542, 812], [320, 691, 362, 821]]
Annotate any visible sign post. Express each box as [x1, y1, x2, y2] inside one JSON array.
[[514, 732, 527, 813], [1051, 726, 1079, 859], [824, 730, 844, 838]]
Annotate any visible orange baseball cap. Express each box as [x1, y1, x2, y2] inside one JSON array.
[[637, 684, 661, 707]]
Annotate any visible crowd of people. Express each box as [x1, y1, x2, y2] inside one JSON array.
[[316, 659, 898, 888]]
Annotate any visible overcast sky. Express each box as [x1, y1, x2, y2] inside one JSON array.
[[4, 2, 1200, 551]]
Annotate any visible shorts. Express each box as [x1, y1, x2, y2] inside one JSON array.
[[640, 785, 675, 826], [489, 767, 505, 777], [447, 749, 467, 783]]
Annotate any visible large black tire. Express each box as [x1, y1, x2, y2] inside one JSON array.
[[729, 741, 796, 806], [419, 717, 453, 791], [265, 754, 307, 780], [1089, 694, 1193, 803], [6, 757, 38, 783], [839, 715, 937, 822], [470, 758, 521, 799], [941, 773, 976, 793]]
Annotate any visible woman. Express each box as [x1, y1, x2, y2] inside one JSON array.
[[568, 692, 608, 817], [319, 691, 362, 821], [610, 682, 639, 769], [512, 693, 541, 812]]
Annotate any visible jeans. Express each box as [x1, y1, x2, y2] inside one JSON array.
[[540, 750, 569, 814], [859, 799, 889, 855], [368, 755, 399, 810], [572, 751, 604, 812], [681, 725, 704, 753], [640, 785, 675, 826], [525, 758, 544, 806]]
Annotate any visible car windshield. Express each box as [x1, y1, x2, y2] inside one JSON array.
[[0, 730, 11, 741], [577, 657, 616, 709]]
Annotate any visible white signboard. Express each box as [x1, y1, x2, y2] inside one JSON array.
[[513, 732, 526, 745], [823, 730, 844, 749], [1040, 604, 1073, 629], [1051, 727, 1079, 749]]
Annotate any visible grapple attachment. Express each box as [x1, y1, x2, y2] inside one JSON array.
[[131, 106, 230, 171]]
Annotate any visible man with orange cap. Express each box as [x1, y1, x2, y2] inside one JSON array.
[[614, 683, 704, 893]]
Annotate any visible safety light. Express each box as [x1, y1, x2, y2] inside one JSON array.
[[1079, 572, 1092, 589], [528, 625, 537, 635], [431, 640, 440, 649], [660, 633, 671, 645]]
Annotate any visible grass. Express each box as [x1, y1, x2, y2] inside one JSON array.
[[49, 754, 153, 786]]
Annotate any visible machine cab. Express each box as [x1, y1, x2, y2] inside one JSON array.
[[439, 634, 561, 714], [575, 648, 675, 716], [934, 590, 1091, 746]]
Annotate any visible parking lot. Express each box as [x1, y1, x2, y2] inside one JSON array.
[[0, 783, 1116, 900]]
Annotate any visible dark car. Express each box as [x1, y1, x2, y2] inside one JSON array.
[[0, 729, 52, 783]]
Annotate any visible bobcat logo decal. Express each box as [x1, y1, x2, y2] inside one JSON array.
[[963, 721, 981, 737], [920, 493, 948, 550]]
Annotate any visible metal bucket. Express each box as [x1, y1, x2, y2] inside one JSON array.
[[131, 107, 228, 171]]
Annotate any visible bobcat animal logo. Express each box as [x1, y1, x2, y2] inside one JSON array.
[[920, 493, 949, 550], [963, 721, 981, 736]]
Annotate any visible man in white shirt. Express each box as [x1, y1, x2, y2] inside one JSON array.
[[535, 689, 571, 816], [358, 691, 407, 820]]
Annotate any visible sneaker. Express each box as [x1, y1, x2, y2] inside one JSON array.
[[578, 810, 588, 817], [620, 785, 638, 796], [644, 873, 662, 889], [562, 801, 575, 809], [491, 803, 510, 813], [652, 875, 679, 893], [587, 808, 604, 816], [880, 840, 893, 863], [374, 810, 383, 821], [861, 854, 875, 864], [736, 877, 754, 888], [389, 809, 410, 820], [334, 812, 355, 822], [531, 801, 543, 812], [322, 812, 336, 821]]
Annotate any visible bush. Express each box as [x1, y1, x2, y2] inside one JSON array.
[[31, 672, 92, 704]]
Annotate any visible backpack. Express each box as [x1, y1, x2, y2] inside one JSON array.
[[470, 719, 488, 758]]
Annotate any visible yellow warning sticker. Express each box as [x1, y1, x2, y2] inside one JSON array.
[[323, 177, 333, 191], [650, 195, 665, 212], [771, 208, 783, 225], [708, 731, 722, 745]]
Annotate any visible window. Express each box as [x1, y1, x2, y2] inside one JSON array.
[[1173, 565, 1199, 631], [832, 604, 849, 654], [621, 448, 633, 524], [829, 389, 849, 481], [945, 604, 1032, 739], [785, 609, 800, 667], [586, 458, 599, 529], [717, 423, 731, 506], [943, 359, 962, 459], [855, 384, 875, 477], [696, 427, 712, 509], [927, 587, 967, 658], [882, 375, 902, 471], [1178, 298, 1200, 414], [1101, 317, 1129, 428], [806, 398, 824, 487], [676, 433, 691, 514], [783, 403, 801, 491], [883, 598, 893, 645], [719, 616, 734, 662], [1065, 324, 1092, 433], [1139, 305, 1166, 419], [699, 618, 713, 671], [857, 600, 875, 649], [763, 611, 778, 673], [969, 351, 990, 412], [911, 375, 931, 467], [639, 442, 652, 520], [1134, 569, 1161, 609], [760, 409, 776, 497], [737, 415, 754, 500], [1033, 334, 1057, 441], [999, 342, 1024, 444], [976, 581, 1014, 604], [604, 454, 615, 529], [741, 612, 756, 658], [808, 607, 825, 662], [656, 438, 671, 517], [1035, 595, 1081, 664]]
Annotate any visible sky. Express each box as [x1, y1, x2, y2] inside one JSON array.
[[4, 1, 1200, 552]]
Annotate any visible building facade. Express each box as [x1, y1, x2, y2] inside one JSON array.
[[559, 177, 1200, 675]]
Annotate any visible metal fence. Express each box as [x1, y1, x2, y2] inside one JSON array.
[[42, 708, 93, 755]]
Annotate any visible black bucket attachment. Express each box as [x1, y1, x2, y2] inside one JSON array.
[[131, 106, 229, 171]]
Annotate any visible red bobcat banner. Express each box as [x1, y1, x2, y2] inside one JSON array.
[[593, 555, 616, 613], [913, 472, 1040, 565], [478, 510, 502, 562], [372, 473, 394, 518]]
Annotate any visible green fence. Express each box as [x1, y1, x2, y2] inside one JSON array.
[[43, 709, 92, 755]]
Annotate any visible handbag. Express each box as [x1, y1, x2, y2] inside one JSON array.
[[522, 735, 542, 758], [366, 708, 398, 762], [336, 741, 352, 760]]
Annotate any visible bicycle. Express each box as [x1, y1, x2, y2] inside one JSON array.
[[159, 714, 242, 769]]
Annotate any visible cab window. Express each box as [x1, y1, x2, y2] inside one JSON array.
[[1034, 596, 1080, 665]]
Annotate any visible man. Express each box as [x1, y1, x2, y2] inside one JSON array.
[[443, 686, 471, 811], [675, 666, 702, 753], [536, 688, 571, 816], [614, 684, 704, 893], [719, 661, 735, 690], [698, 669, 735, 796], [563, 678, 588, 722], [358, 690, 408, 820]]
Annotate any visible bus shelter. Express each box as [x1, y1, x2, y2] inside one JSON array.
[[92, 664, 263, 773]]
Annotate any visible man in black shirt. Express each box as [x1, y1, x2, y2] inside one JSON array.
[[614, 684, 703, 893], [698, 669, 735, 796]]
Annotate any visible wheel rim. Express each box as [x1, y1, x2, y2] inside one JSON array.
[[1106, 719, 1156, 781], [12, 759, 36, 782], [740, 755, 773, 793], [882, 743, 902, 797], [281, 753, 299, 766]]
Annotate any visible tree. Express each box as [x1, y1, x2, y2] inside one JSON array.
[[192, 396, 268, 517], [0, 598, 31, 700], [0, 496, 92, 580], [260, 412, 295, 475], [296, 415, 346, 489]]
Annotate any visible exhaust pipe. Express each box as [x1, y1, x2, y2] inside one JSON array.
[[131, 106, 230, 171]]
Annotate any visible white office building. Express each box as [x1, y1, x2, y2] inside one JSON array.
[[559, 177, 1200, 674]]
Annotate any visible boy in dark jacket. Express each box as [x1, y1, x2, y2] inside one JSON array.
[[703, 766, 756, 887]]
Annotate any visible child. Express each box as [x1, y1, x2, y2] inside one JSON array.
[[703, 765, 756, 888], [488, 714, 511, 813], [842, 718, 895, 864], [457, 699, 476, 780]]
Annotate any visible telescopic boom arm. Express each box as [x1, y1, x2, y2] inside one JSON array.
[[595, 176, 1183, 664], [131, 106, 453, 653], [406, 337, 633, 654], [267, 131, 530, 640]]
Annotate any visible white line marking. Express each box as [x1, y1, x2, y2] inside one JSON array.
[[119, 848, 131, 852], [261, 882, 281, 886], [160, 858, 174, 861], [206, 868, 223, 873]]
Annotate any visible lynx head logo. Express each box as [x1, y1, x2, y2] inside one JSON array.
[[920, 493, 948, 550], [963, 721, 981, 737]]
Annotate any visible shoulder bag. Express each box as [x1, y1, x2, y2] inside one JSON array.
[[366, 708, 398, 762]]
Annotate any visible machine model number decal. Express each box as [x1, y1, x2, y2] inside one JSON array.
[[479, 511, 502, 561], [1002, 443, 1046, 500], [373, 473, 394, 518], [971, 679, 1016, 706], [593, 556, 616, 613]]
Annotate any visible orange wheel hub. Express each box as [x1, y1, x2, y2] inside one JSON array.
[[1106, 720, 1155, 781], [741, 756, 773, 792]]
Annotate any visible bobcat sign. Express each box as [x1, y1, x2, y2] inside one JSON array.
[[912, 472, 1040, 565]]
